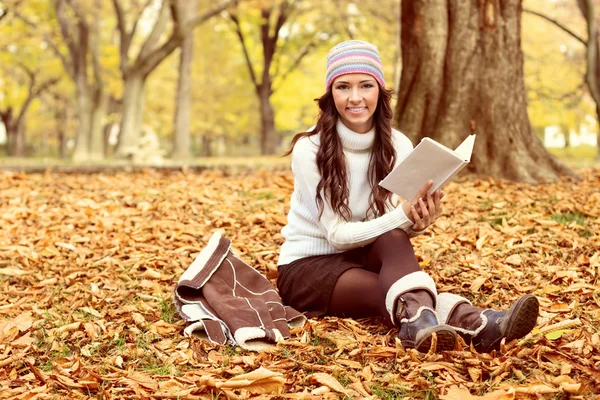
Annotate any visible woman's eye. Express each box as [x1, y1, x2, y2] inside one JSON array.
[[363, 84, 374, 89]]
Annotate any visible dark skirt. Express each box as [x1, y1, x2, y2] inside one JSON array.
[[277, 246, 370, 318]]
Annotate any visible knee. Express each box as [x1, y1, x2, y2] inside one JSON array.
[[375, 229, 410, 246]]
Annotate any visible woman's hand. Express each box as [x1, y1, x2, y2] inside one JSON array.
[[401, 180, 445, 231]]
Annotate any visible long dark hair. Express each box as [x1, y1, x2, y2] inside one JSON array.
[[285, 83, 397, 221]]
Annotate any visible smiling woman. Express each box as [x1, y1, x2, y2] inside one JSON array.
[[275, 40, 539, 354]]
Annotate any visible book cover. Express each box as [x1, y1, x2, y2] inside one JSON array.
[[379, 134, 476, 199]]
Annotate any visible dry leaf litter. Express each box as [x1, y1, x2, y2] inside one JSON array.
[[0, 167, 599, 399]]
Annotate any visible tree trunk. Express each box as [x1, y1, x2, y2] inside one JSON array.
[[394, 0, 573, 183], [115, 74, 146, 158], [596, 104, 600, 160], [172, 0, 198, 160], [72, 79, 93, 163], [258, 82, 277, 155], [14, 124, 26, 157], [89, 88, 109, 160], [202, 135, 212, 157]]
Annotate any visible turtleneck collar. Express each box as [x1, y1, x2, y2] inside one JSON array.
[[336, 119, 375, 151]]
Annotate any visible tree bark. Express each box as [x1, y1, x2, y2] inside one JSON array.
[[0, 109, 24, 157], [71, 77, 93, 162], [172, 0, 198, 159], [116, 74, 146, 156], [258, 82, 277, 154], [394, 0, 573, 183]]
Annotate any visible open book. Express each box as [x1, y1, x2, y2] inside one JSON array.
[[379, 134, 476, 200]]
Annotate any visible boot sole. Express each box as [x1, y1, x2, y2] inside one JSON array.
[[501, 294, 540, 342], [416, 326, 457, 353]]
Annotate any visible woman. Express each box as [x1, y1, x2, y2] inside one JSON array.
[[277, 40, 539, 353]]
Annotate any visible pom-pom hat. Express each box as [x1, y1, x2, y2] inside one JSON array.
[[325, 40, 385, 90]]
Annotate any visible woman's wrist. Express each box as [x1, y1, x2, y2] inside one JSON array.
[[401, 201, 415, 223]]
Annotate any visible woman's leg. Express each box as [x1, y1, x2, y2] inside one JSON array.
[[328, 268, 387, 318], [329, 229, 457, 352]]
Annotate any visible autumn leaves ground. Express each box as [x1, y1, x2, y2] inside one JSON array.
[[0, 167, 599, 399]]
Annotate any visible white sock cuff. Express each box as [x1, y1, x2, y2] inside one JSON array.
[[385, 271, 437, 322], [437, 292, 472, 324]]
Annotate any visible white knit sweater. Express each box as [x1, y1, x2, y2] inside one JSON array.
[[278, 119, 420, 266]]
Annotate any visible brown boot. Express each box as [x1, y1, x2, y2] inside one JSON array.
[[437, 293, 539, 353], [395, 290, 458, 352], [385, 271, 457, 353]]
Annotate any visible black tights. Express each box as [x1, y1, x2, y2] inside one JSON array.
[[328, 229, 423, 321]]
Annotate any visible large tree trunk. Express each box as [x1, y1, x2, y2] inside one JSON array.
[[258, 82, 277, 155], [596, 105, 600, 160], [3, 123, 26, 157], [172, 0, 198, 159], [71, 78, 93, 163], [394, 0, 573, 183], [14, 124, 25, 156], [115, 74, 146, 158], [89, 88, 109, 161]]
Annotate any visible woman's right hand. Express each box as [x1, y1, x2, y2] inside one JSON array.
[[401, 180, 445, 231]]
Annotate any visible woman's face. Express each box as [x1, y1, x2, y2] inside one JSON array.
[[331, 73, 379, 133]]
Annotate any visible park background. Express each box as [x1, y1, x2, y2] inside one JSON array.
[[0, 0, 599, 173], [1, 1, 600, 399]]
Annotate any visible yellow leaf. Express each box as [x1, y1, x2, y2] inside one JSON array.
[[216, 366, 285, 394], [544, 329, 571, 340], [0, 267, 30, 276], [470, 276, 487, 292], [13, 311, 34, 331], [440, 386, 515, 399], [307, 373, 348, 395]]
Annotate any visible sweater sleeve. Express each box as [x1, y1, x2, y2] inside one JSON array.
[[291, 137, 415, 251]]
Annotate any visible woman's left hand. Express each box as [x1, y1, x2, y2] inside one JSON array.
[[410, 190, 445, 231]]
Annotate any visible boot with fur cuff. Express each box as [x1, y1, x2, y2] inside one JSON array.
[[386, 271, 457, 353], [395, 292, 458, 352], [436, 293, 539, 353]]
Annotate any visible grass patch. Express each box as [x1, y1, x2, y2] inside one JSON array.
[[371, 383, 408, 399], [548, 144, 598, 163], [551, 211, 586, 226], [551, 211, 593, 238], [159, 297, 177, 324]]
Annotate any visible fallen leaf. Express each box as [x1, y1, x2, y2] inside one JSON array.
[[215, 366, 285, 394]]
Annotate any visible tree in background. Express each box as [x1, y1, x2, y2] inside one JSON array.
[[395, 0, 573, 182], [111, 0, 238, 159], [228, 0, 333, 155], [524, 0, 600, 159], [0, 2, 60, 157], [522, 0, 591, 150], [171, 0, 198, 160], [49, 0, 109, 162]]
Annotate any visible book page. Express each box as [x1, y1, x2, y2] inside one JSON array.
[[379, 137, 471, 200], [454, 134, 476, 161]]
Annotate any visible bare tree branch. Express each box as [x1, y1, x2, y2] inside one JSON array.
[[54, 0, 81, 65], [523, 8, 586, 46], [138, 0, 170, 60], [137, 35, 181, 77], [91, 0, 103, 87], [112, 0, 130, 73], [229, 11, 259, 89], [188, 0, 239, 29], [273, 40, 317, 93]]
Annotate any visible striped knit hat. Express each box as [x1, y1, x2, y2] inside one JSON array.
[[325, 40, 385, 90]]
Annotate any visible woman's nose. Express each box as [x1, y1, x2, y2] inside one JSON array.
[[349, 88, 361, 102]]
